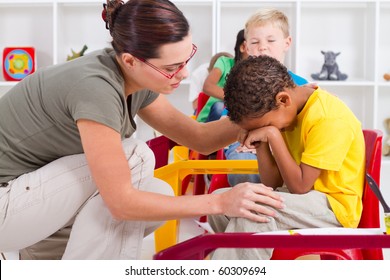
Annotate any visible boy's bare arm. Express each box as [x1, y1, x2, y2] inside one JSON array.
[[202, 68, 225, 100], [256, 142, 283, 189], [245, 126, 321, 194]]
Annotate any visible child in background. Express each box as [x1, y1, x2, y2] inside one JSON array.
[[224, 8, 308, 187], [188, 52, 233, 114], [211, 55, 365, 260], [197, 29, 247, 123]]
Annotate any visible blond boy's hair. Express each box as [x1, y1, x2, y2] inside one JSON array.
[[245, 8, 290, 38]]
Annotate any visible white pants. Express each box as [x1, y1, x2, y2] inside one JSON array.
[[0, 138, 173, 259]]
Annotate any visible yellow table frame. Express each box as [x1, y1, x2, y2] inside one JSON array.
[[153, 159, 258, 252]]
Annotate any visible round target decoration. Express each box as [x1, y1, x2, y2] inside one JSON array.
[[3, 47, 35, 81]]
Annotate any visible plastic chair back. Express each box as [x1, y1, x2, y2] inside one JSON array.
[[359, 129, 382, 228], [195, 92, 210, 118], [146, 135, 178, 169], [357, 129, 383, 259]]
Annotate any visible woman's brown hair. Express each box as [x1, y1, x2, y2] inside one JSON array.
[[103, 0, 190, 59]]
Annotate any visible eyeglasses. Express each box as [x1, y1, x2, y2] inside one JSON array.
[[135, 44, 197, 79]]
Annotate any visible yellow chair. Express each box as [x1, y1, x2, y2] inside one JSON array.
[[153, 159, 258, 252]]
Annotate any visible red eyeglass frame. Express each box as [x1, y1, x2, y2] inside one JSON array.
[[135, 44, 197, 79]]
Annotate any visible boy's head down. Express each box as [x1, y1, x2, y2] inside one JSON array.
[[224, 55, 295, 123]]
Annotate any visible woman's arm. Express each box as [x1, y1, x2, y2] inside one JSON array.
[[202, 68, 225, 100], [77, 119, 284, 222], [138, 94, 240, 154]]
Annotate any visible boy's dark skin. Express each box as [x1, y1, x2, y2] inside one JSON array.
[[224, 55, 320, 194]]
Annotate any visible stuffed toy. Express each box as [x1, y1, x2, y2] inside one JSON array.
[[383, 118, 390, 156], [311, 51, 348, 81], [67, 45, 88, 61], [384, 73, 390, 81]]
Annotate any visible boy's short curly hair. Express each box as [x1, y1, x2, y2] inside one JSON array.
[[224, 55, 295, 123]]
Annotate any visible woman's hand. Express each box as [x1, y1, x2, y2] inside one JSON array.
[[303, 82, 318, 89], [217, 183, 285, 222], [237, 128, 249, 144]]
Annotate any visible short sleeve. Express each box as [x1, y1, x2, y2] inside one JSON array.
[[213, 56, 229, 71], [301, 119, 355, 171], [66, 77, 125, 133]]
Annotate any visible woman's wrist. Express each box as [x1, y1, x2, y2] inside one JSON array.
[[209, 192, 225, 216]]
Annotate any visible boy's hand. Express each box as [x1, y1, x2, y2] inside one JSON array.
[[218, 182, 285, 223], [243, 126, 280, 148], [235, 129, 257, 153]]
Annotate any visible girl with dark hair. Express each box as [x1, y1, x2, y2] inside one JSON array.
[[198, 29, 247, 123], [0, 0, 284, 259]]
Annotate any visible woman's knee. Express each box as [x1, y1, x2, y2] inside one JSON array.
[[145, 178, 174, 197]]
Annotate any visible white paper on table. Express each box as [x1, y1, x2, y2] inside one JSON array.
[[194, 220, 215, 234], [193, 221, 382, 236], [254, 227, 383, 235]]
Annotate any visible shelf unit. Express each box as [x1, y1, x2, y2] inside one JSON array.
[[2, 1, 389, 124], [1, 0, 390, 233]]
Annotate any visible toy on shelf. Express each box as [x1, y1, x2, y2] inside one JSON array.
[[311, 51, 348, 81], [383, 118, 390, 156], [67, 45, 88, 61], [2, 47, 35, 81], [384, 73, 390, 81]]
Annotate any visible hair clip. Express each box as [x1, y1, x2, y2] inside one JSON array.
[[102, 3, 109, 30]]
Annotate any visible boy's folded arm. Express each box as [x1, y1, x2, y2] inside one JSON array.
[[286, 163, 321, 194], [266, 129, 321, 194], [256, 141, 283, 189]]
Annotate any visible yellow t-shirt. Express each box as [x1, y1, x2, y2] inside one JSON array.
[[283, 88, 365, 228]]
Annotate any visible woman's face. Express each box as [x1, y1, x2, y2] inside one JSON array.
[[135, 35, 195, 94]]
